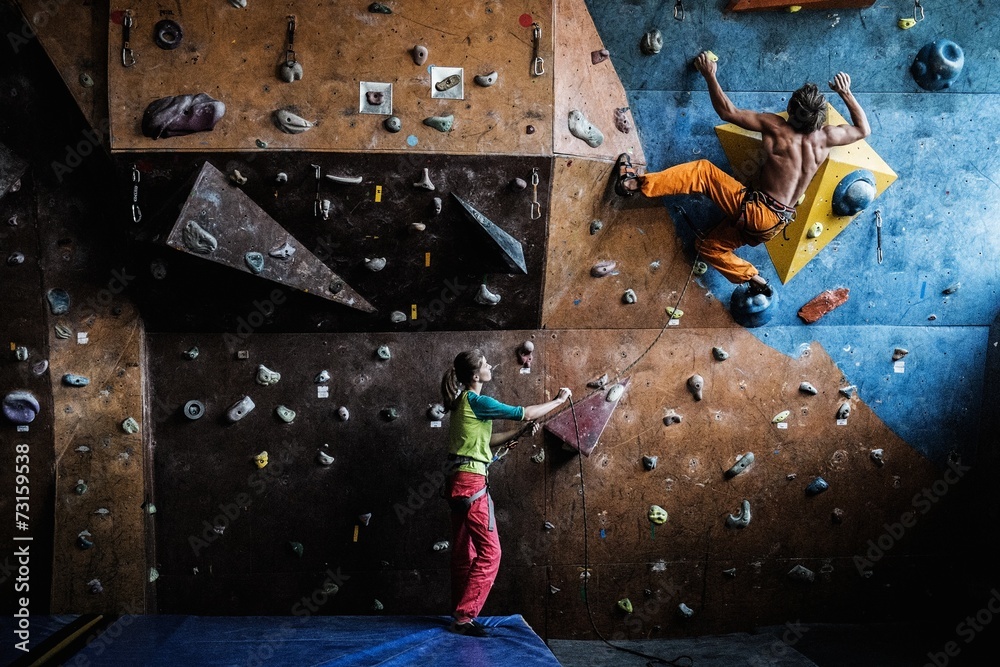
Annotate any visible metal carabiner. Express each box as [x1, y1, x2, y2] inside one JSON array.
[[531, 23, 544, 76], [875, 210, 883, 264], [913, 0, 924, 22], [122, 10, 136, 67], [285, 15, 297, 65], [674, 0, 685, 21]]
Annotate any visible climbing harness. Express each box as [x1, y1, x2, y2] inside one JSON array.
[[736, 189, 795, 246]]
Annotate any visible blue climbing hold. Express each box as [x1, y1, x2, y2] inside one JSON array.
[[911, 39, 964, 91], [730, 283, 777, 328], [805, 476, 829, 496], [832, 169, 877, 217], [3, 390, 40, 424]]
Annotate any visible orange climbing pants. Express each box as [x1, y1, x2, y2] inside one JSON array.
[[449, 471, 500, 624], [640, 159, 791, 284]]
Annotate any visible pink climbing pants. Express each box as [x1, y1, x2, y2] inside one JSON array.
[[449, 471, 501, 624]]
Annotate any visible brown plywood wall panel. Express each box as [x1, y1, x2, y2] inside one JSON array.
[[552, 0, 643, 163], [726, 0, 875, 11], [543, 158, 731, 329], [108, 1, 554, 156]]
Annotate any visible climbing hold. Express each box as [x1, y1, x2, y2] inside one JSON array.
[[256, 139, 268, 149], [427, 403, 446, 420], [435, 74, 462, 92], [509, 177, 527, 192], [230, 170, 248, 185], [358, 513, 372, 526], [423, 115, 454, 132], [838, 385, 856, 398], [276, 405, 296, 423], [686, 374, 704, 401], [289, 541, 304, 557], [622, 289, 637, 304], [317, 450, 335, 466], [275, 172, 288, 184], [730, 282, 777, 328], [143, 502, 156, 514], [7, 252, 24, 265], [772, 410, 790, 423], [88, 579, 103, 594], [639, 29, 663, 55], [942, 282, 961, 295], [365, 90, 385, 106], [227, 396, 255, 422], [142, 93, 225, 138], [383, 116, 402, 133], [376, 345, 391, 360], [47, 288, 70, 314], [256, 364, 281, 385], [788, 564, 815, 583], [433, 540, 450, 552], [543, 521, 555, 531], [642, 455, 658, 471], [122, 417, 139, 434], [390, 311, 407, 324], [798, 287, 850, 323], [693, 261, 708, 276], [678, 603, 695, 618], [75, 480, 88, 495], [413, 168, 435, 191], [55, 324, 72, 339], [836, 403, 851, 420], [278, 61, 304, 82], [725, 452, 755, 479], [77, 531, 94, 550], [381, 407, 399, 421], [567, 109, 604, 147], [898, 17, 916, 29], [531, 447, 545, 464], [244, 252, 265, 275], [337, 406, 350, 421], [431, 196, 443, 216], [613, 107, 632, 134], [474, 71, 498, 87], [799, 382, 818, 395], [412, 45, 428, 65], [62, 374, 90, 387], [591, 48, 610, 64], [368, 2, 391, 13], [805, 477, 829, 496], [831, 508, 845, 524], [587, 374, 609, 389], [517, 340, 534, 367], [320, 199, 332, 220], [617, 598, 633, 614], [806, 222, 824, 239], [726, 500, 751, 528], [911, 39, 964, 91], [591, 260, 617, 277], [663, 410, 682, 426], [182, 220, 217, 254], [183, 400, 205, 420], [832, 169, 876, 216], [183, 347, 199, 360], [149, 259, 167, 280], [268, 240, 295, 261], [870, 448, 885, 467], [94, 508, 110, 517], [712, 346, 729, 361], [647, 505, 668, 525], [365, 257, 386, 272], [589, 219, 603, 235], [474, 284, 501, 305], [665, 307, 684, 319], [80, 73, 94, 87], [892, 347, 908, 361], [326, 174, 364, 185], [32, 360, 48, 376], [255, 451, 269, 468], [606, 384, 625, 402], [273, 109, 314, 134], [723, 568, 737, 578]]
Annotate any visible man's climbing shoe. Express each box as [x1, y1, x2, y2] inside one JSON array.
[[746, 279, 773, 298], [449, 619, 490, 637], [614, 153, 638, 197]]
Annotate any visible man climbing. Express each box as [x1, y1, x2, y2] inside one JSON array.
[[616, 51, 871, 296]]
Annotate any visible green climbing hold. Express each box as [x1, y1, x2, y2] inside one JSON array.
[[423, 115, 454, 133], [245, 251, 265, 274], [617, 598, 633, 614], [276, 405, 296, 423], [289, 541, 304, 557]]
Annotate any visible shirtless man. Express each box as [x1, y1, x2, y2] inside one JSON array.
[[616, 51, 871, 296]]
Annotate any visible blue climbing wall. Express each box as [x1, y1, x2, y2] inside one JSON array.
[[586, 0, 999, 466]]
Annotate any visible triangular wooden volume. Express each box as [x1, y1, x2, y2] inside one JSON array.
[[451, 193, 527, 275], [165, 162, 375, 312], [544, 377, 630, 456]]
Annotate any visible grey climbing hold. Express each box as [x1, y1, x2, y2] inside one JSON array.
[[182, 220, 217, 254], [474, 284, 501, 305], [433, 540, 450, 552], [567, 109, 604, 147], [32, 360, 48, 376], [244, 252, 265, 274], [149, 568, 160, 583], [327, 174, 364, 185], [256, 364, 281, 385], [942, 282, 961, 295], [589, 220, 603, 235], [642, 455, 658, 471], [365, 257, 386, 272], [88, 579, 103, 594], [870, 448, 885, 466], [369, 2, 391, 13], [805, 476, 829, 496], [316, 370, 330, 383], [80, 72, 94, 87], [725, 452, 755, 479], [275, 172, 288, 183], [591, 48, 610, 64], [183, 400, 205, 420], [678, 603, 695, 618], [510, 178, 527, 191], [423, 115, 454, 132], [617, 598, 633, 614], [359, 513, 373, 526], [412, 45, 428, 65], [606, 384, 624, 402], [47, 288, 70, 314], [122, 417, 139, 434], [836, 403, 851, 420], [276, 405, 296, 423], [712, 346, 729, 361], [381, 406, 399, 421], [289, 541, 304, 557], [647, 505, 668, 525], [788, 564, 815, 583], [383, 116, 402, 133], [372, 599, 384, 612], [278, 61, 304, 82], [55, 324, 72, 339], [256, 139, 268, 148], [94, 508, 110, 517], [376, 345, 391, 360], [839, 385, 856, 398], [14, 346, 27, 361], [75, 480, 88, 495], [663, 410, 682, 426], [390, 311, 406, 324], [77, 531, 94, 549], [687, 374, 704, 401], [623, 289, 637, 304], [591, 260, 617, 277], [317, 449, 335, 465], [227, 396, 255, 422], [435, 74, 462, 92], [413, 168, 435, 191], [63, 374, 90, 387], [432, 197, 442, 215], [337, 406, 350, 421], [693, 261, 708, 276], [427, 403, 446, 420], [269, 240, 295, 261], [587, 373, 608, 389], [274, 109, 314, 134], [7, 252, 24, 265], [474, 71, 498, 87], [183, 347, 199, 360], [831, 507, 845, 524], [892, 347, 908, 361], [799, 382, 818, 395], [531, 447, 546, 464], [726, 500, 752, 528], [640, 29, 663, 55], [613, 107, 632, 134], [365, 90, 385, 106]]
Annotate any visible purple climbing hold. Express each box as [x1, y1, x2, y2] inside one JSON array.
[[142, 93, 226, 139]]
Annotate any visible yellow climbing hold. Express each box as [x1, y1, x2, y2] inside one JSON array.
[[665, 307, 684, 319], [255, 451, 269, 469], [772, 410, 790, 423], [898, 18, 917, 29], [704, 51, 719, 62], [617, 598, 634, 614], [787, 5, 802, 12]]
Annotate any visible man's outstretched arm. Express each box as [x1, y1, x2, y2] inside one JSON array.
[[825, 72, 871, 146], [695, 51, 768, 133]]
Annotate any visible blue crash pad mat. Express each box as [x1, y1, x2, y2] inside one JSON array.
[[63, 614, 560, 667]]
